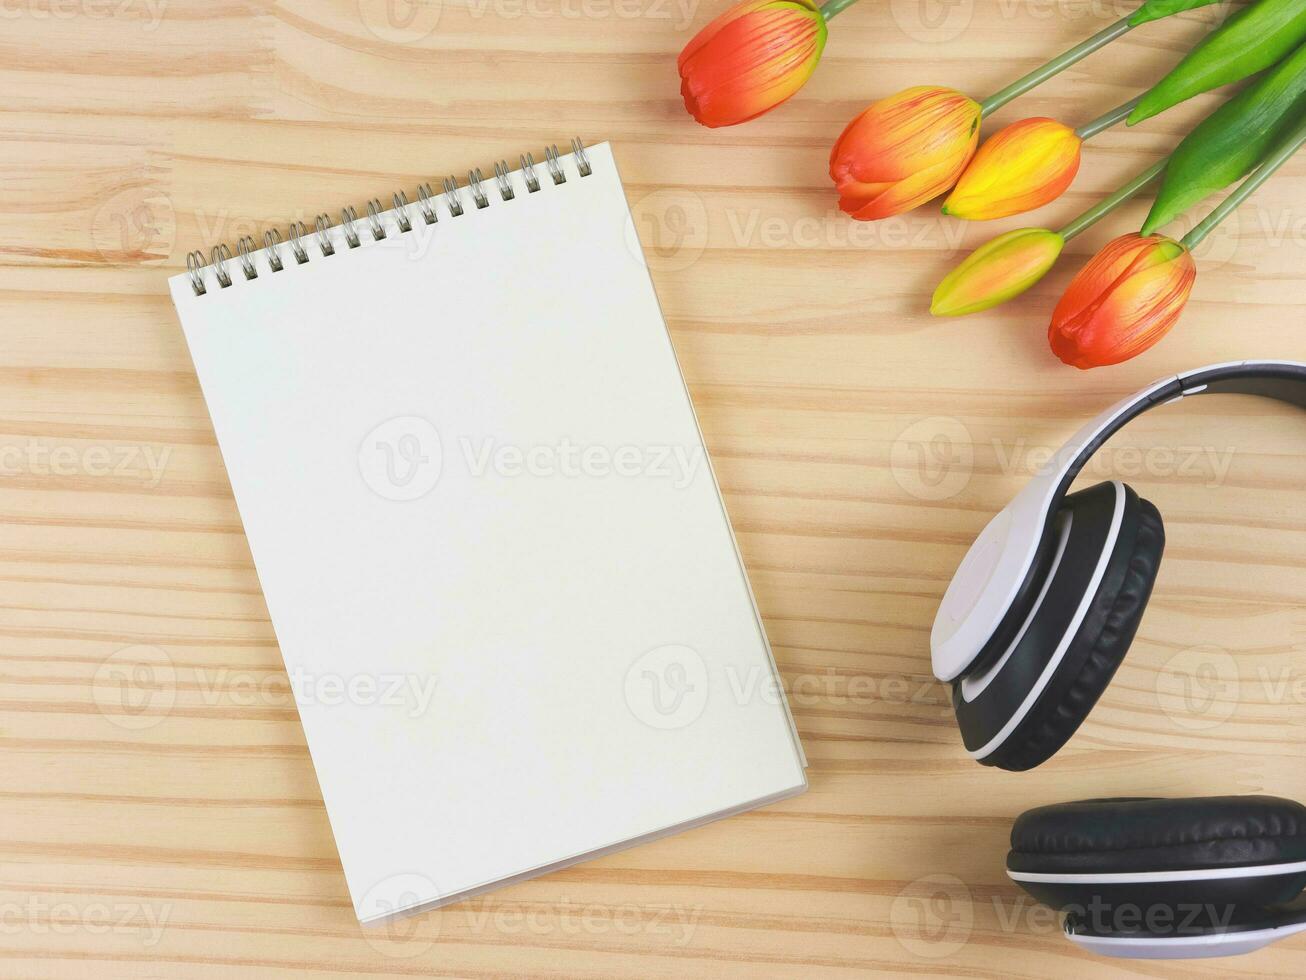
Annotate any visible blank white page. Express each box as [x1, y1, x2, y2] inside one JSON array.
[[169, 142, 806, 922]]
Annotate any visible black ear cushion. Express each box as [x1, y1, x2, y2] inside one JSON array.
[[1007, 796, 1306, 913], [1009, 796, 1306, 875], [987, 489, 1164, 771]]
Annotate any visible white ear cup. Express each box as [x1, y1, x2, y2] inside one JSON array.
[[931, 481, 1052, 682], [931, 373, 1184, 683], [932, 362, 1306, 683]]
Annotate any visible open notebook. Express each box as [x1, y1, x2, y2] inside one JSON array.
[[168, 140, 806, 923]]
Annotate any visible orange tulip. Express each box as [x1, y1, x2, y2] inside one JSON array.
[[943, 118, 1082, 220], [1049, 233, 1196, 369], [931, 228, 1065, 316], [678, 0, 828, 128], [823, 7, 1192, 211], [830, 86, 981, 221]]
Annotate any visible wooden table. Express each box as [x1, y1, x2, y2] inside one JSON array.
[[4, 1, 1306, 976]]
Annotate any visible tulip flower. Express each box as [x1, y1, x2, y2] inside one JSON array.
[[678, 0, 860, 128], [830, 86, 981, 220], [943, 97, 1141, 221], [1048, 233, 1196, 369], [931, 158, 1167, 316], [942, 119, 1082, 220], [932, 229, 1066, 317], [828, 8, 1180, 220], [1050, 118, 1306, 368]]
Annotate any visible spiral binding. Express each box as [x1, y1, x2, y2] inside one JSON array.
[[185, 138, 594, 297]]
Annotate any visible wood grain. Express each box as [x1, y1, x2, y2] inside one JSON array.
[[3, 0, 1306, 975]]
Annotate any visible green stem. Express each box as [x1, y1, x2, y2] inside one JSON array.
[[1074, 96, 1143, 141], [819, 0, 859, 20], [1182, 121, 1306, 248], [1057, 157, 1168, 241], [980, 14, 1134, 117]]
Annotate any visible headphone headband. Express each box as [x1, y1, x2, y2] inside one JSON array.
[[1035, 360, 1306, 519], [931, 360, 1306, 683]]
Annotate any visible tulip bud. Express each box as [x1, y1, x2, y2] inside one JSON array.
[[1049, 233, 1196, 369], [943, 118, 1082, 221], [678, 0, 828, 128], [931, 228, 1065, 316], [830, 86, 981, 221]]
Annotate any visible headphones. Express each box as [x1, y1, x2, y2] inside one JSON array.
[[930, 360, 1306, 960]]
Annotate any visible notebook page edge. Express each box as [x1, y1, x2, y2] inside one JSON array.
[[605, 145, 807, 768], [358, 775, 808, 924]]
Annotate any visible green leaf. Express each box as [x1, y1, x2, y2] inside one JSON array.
[[1143, 39, 1306, 234], [1130, 0, 1224, 27], [1129, 0, 1306, 125]]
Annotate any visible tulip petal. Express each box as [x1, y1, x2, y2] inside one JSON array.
[[1049, 233, 1196, 369], [943, 118, 1082, 221], [1051, 234, 1175, 326], [931, 228, 1065, 316], [841, 155, 968, 220], [830, 86, 981, 220], [679, 0, 826, 128]]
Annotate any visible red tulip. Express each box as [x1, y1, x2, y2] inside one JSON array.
[[830, 86, 981, 221], [1049, 233, 1196, 369], [678, 0, 828, 128], [943, 118, 1082, 220]]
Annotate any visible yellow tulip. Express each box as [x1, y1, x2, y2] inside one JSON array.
[[942, 118, 1083, 221], [931, 228, 1065, 316]]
